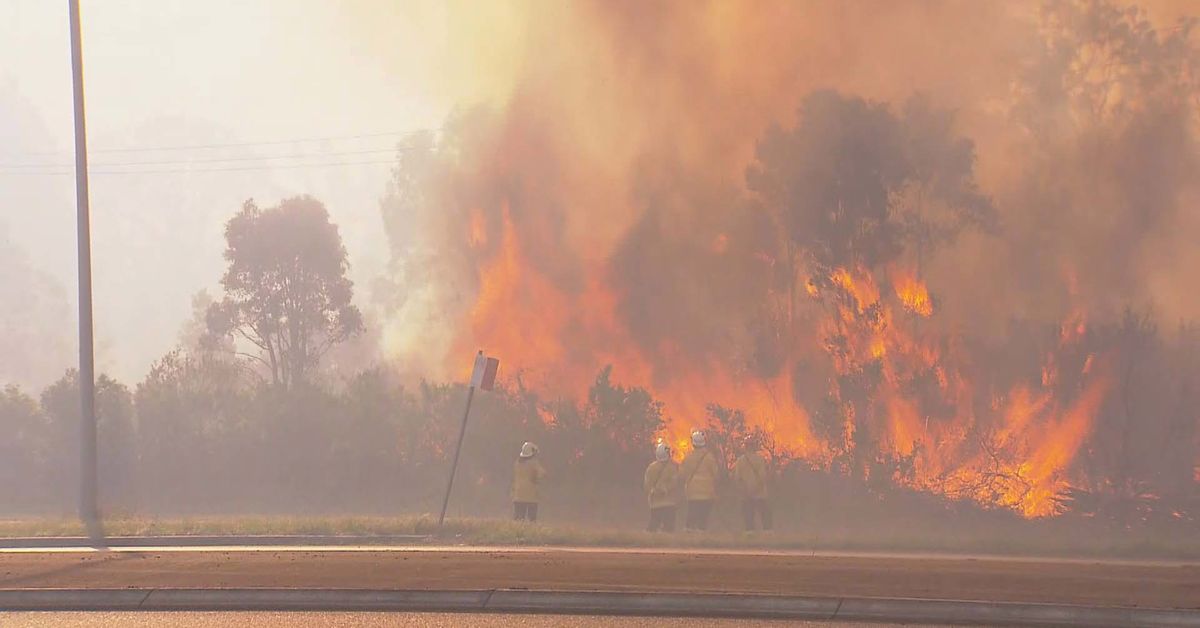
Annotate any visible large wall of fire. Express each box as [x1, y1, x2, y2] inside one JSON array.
[[367, 1, 1200, 518]]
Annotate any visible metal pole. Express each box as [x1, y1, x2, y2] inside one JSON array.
[[68, 0, 104, 545], [437, 385, 476, 527]]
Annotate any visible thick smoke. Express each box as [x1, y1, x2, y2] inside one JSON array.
[[940, 0, 1200, 332], [378, 0, 1198, 380], [373, 0, 1199, 513]]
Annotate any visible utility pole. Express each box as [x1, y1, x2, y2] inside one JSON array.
[[68, 0, 104, 546]]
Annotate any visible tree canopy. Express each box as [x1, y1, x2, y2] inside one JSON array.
[[747, 90, 995, 273], [207, 196, 363, 390]]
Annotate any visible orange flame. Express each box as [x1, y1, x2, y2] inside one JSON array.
[[892, 268, 933, 317], [461, 209, 1111, 518]]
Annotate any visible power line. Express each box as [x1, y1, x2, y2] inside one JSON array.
[[0, 147, 399, 169], [0, 158, 398, 176], [4, 129, 415, 157], [96, 158, 397, 175]]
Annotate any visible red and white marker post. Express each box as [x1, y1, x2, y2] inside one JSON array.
[[438, 351, 500, 527]]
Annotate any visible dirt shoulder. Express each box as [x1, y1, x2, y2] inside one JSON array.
[[0, 548, 1196, 610]]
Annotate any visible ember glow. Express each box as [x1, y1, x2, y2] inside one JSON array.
[[375, 0, 1200, 519]]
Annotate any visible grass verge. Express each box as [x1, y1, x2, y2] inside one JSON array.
[[0, 514, 1197, 560]]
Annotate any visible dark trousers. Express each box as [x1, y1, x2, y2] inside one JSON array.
[[742, 498, 773, 531], [647, 506, 676, 532], [685, 499, 713, 531], [513, 501, 538, 522]]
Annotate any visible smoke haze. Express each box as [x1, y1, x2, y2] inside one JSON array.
[[369, 0, 1199, 515], [374, 0, 1199, 381], [0, 0, 1197, 525]]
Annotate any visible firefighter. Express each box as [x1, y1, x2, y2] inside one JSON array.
[[733, 436, 773, 532], [511, 441, 546, 522], [679, 429, 720, 531], [643, 441, 679, 532]]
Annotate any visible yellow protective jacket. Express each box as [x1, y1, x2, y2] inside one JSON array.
[[511, 458, 546, 503], [679, 447, 720, 501], [643, 460, 679, 508], [733, 453, 769, 499]]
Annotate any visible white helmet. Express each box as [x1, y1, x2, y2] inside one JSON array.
[[519, 442, 538, 458], [655, 442, 670, 462], [691, 430, 706, 448]]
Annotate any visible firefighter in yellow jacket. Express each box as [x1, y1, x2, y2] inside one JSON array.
[[679, 430, 720, 531], [733, 436, 772, 531], [511, 442, 546, 522], [643, 442, 679, 532]]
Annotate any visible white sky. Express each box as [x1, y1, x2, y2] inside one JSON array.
[[0, 0, 456, 387]]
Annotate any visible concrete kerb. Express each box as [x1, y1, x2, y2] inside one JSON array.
[[0, 589, 1198, 627], [832, 597, 1200, 627], [0, 589, 152, 610], [487, 590, 840, 619], [142, 589, 491, 611], [0, 535, 431, 549]]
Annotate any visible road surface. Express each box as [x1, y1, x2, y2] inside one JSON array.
[[0, 612, 951, 627], [0, 546, 1196, 609]]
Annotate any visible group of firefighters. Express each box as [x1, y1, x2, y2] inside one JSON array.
[[510, 430, 772, 533]]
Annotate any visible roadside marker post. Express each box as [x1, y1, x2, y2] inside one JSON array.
[[437, 351, 499, 528]]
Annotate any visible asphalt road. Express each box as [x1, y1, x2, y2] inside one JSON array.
[[0, 612, 952, 627], [0, 547, 1195, 609]]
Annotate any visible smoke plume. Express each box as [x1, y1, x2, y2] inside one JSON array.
[[372, 0, 1199, 515]]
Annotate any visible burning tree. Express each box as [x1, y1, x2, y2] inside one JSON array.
[[373, 0, 1200, 522], [746, 91, 998, 482]]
